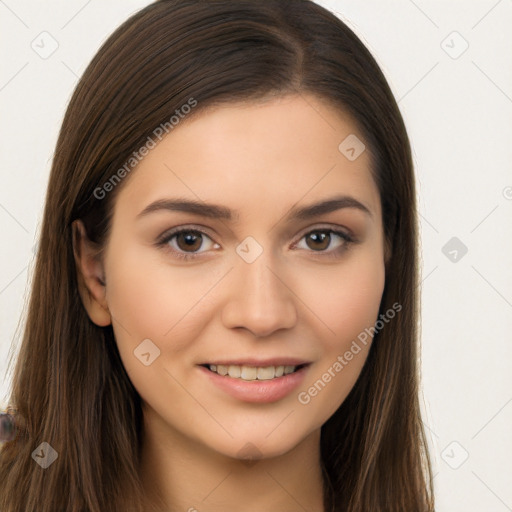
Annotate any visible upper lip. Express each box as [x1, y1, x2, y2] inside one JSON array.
[[199, 358, 311, 367]]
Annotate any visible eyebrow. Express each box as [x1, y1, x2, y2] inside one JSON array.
[[136, 195, 372, 222]]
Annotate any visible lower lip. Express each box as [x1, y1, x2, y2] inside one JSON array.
[[198, 365, 310, 403]]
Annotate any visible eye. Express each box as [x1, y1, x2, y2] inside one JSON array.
[[156, 225, 355, 261], [293, 228, 354, 257], [157, 228, 219, 261]]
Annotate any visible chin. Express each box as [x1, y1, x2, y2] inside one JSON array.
[[206, 428, 314, 463]]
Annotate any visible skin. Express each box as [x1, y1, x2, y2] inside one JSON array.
[[73, 93, 386, 512]]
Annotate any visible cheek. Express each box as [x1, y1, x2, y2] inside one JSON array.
[[294, 250, 385, 414], [104, 242, 223, 355], [304, 248, 386, 349]]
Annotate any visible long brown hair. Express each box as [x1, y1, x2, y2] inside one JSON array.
[[0, 1, 434, 510]]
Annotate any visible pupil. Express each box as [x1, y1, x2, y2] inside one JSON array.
[[179, 232, 201, 251], [308, 232, 329, 251]]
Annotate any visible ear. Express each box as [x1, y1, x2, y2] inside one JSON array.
[[71, 220, 111, 327]]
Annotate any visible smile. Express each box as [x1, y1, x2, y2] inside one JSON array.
[[198, 362, 311, 403], [203, 363, 307, 381]]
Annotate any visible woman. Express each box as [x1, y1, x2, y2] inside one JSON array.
[[0, 0, 434, 510]]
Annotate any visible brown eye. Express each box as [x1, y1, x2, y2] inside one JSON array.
[[294, 228, 354, 257], [305, 231, 331, 251], [157, 227, 220, 261], [175, 231, 204, 252]]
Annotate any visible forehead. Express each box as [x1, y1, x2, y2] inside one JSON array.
[[114, 93, 380, 222]]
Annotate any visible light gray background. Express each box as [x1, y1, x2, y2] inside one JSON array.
[[1, 1, 511, 510]]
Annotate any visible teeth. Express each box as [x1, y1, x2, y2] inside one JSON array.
[[217, 365, 228, 376], [257, 366, 275, 380], [228, 365, 241, 378], [208, 364, 298, 380], [241, 366, 257, 380]]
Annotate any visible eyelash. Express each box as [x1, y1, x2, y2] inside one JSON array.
[[156, 225, 356, 261]]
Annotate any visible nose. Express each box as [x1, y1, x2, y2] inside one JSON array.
[[221, 251, 298, 338]]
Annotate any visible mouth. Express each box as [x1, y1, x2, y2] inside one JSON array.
[[200, 363, 310, 381], [198, 361, 312, 403]]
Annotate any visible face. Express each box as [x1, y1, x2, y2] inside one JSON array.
[[81, 93, 385, 460]]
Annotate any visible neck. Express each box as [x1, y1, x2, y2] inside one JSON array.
[[140, 406, 325, 512]]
